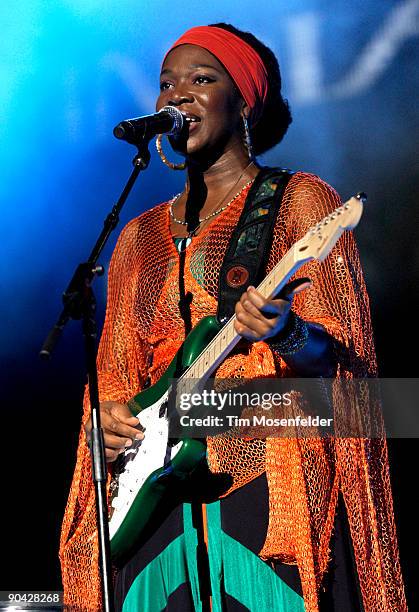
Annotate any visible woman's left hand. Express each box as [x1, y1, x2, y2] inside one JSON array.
[[234, 278, 312, 342]]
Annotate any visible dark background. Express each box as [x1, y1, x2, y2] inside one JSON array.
[[1, 1, 418, 608]]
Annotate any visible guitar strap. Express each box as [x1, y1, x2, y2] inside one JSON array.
[[216, 166, 294, 324]]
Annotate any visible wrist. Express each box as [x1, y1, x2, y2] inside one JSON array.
[[267, 311, 309, 356]]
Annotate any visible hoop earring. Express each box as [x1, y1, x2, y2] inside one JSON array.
[[242, 115, 254, 160], [156, 134, 186, 170]]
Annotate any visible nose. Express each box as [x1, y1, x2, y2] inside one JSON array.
[[166, 82, 194, 107]]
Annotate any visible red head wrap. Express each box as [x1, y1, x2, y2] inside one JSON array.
[[162, 25, 269, 125]]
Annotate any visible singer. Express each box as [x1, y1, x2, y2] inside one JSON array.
[[60, 23, 406, 611]]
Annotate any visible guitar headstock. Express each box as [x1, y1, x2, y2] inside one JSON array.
[[293, 194, 364, 263]]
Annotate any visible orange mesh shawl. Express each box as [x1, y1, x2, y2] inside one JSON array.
[[60, 172, 406, 611]]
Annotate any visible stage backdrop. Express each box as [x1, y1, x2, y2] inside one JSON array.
[[1, 0, 418, 604]]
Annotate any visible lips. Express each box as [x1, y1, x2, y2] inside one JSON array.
[[181, 113, 201, 133], [187, 120, 200, 133], [181, 112, 201, 123]]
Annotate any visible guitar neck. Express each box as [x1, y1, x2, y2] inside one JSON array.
[[183, 246, 311, 381], [176, 194, 363, 386]]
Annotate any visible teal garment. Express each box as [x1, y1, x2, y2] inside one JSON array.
[[173, 236, 205, 287], [122, 500, 305, 612]]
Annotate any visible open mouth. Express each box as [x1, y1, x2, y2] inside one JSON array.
[[182, 114, 201, 133], [170, 114, 201, 146]]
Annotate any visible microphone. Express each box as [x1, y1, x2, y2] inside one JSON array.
[[113, 106, 184, 144]]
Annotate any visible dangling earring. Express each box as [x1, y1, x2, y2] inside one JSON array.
[[242, 115, 254, 160], [156, 134, 187, 170]]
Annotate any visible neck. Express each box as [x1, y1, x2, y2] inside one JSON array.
[[170, 140, 261, 236], [184, 142, 258, 196]]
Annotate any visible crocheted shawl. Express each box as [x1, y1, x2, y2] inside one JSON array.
[[60, 172, 406, 611]]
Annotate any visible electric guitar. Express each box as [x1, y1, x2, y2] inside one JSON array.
[[108, 194, 364, 565]]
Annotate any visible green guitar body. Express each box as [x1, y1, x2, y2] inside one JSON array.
[[110, 315, 226, 565]]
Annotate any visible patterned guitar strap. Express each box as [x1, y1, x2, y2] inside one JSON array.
[[217, 166, 293, 323]]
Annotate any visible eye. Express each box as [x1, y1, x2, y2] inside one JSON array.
[[159, 81, 173, 91], [194, 75, 215, 85], [159, 75, 215, 91]]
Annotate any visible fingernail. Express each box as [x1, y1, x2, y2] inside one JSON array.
[[125, 439, 133, 447], [135, 432, 144, 440]]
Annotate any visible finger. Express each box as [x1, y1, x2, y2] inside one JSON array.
[[236, 293, 294, 339], [247, 288, 290, 319], [236, 303, 276, 333], [101, 413, 144, 440], [288, 281, 312, 297], [234, 319, 263, 341], [246, 287, 292, 318], [105, 448, 120, 463], [101, 401, 140, 422], [103, 432, 143, 450], [236, 299, 267, 323], [108, 402, 140, 424], [234, 311, 273, 339], [119, 415, 142, 427], [245, 286, 266, 308], [277, 277, 312, 300], [241, 293, 285, 321], [243, 289, 283, 319]]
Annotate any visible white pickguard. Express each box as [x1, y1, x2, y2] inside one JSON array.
[[108, 391, 182, 540]]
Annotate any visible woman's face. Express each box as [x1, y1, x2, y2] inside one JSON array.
[[156, 44, 246, 158]]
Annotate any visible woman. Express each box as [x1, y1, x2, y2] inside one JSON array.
[[60, 23, 406, 611]]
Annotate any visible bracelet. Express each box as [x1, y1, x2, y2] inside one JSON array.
[[267, 311, 309, 356]]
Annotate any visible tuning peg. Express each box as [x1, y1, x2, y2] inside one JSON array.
[[356, 192, 367, 203]]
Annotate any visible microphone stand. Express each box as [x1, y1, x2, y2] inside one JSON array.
[[40, 141, 152, 612]]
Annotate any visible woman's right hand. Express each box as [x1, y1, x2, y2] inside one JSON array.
[[84, 401, 144, 463]]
